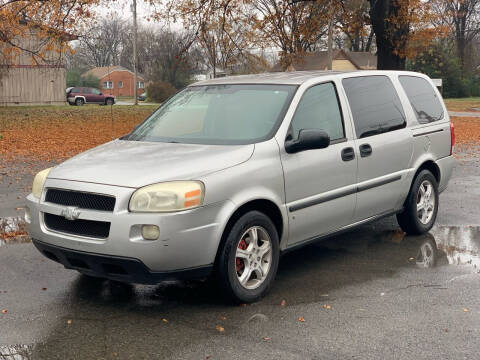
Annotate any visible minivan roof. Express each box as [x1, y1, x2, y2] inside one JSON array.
[[191, 70, 427, 86]]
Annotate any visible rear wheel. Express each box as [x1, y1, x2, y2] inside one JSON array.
[[397, 170, 439, 235], [75, 98, 84, 106], [216, 211, 279, 303]]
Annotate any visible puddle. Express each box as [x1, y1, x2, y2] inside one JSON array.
[[0, 235, 31, 247], [0, 345, 33, 359], [431, 226, 480, 269], [309, 224, 480, 272], [0, 216, 29, 247]]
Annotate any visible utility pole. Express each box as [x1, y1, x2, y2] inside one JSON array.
[[327, 5, 334, 70], [132, 0, 138, 105]]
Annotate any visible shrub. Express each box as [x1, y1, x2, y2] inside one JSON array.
[[66, 69, 100, 88], [146, 81, 177, 103]]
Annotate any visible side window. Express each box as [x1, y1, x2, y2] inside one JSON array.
[[91, 88, 101, 95], [290, 82, 345, 141], [342, 76, 406, 138], [399, 76, 444, 124], [71, 88, 80, 94], [83, 88, 91, 94]]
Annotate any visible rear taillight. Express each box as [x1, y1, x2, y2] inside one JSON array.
[[450, 122, 455, 155]]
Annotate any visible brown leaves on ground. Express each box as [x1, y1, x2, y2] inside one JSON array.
[[451, 116, 480, 158], [298, 316, 305, 322], [0, 105, 156, 167], [451, 116, 480, 145], [215, 324, 225, 332]]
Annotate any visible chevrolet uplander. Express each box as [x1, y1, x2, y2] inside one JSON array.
[[26, 71, 455, 302]]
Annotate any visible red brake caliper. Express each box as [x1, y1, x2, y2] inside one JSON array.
[[236, 239, 248, 273]]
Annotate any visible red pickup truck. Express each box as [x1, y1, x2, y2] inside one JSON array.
[[66, 87, 115, 106]]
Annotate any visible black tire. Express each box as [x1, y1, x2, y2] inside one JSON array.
[[397, 170, 439, 235], [216, 211, 280, 303], [105, 98, 114, 106], [75, 98, 84, 106]]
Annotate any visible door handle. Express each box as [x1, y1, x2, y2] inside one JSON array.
[[341, 147, 355, 161], [359, 144, 372, 157]]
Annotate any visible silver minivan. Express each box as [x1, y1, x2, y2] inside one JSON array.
[[26, 71, 455, 302]]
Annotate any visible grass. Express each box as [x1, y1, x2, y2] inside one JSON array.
[[444, 97, 480, 112]]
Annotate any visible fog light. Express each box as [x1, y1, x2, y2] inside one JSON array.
[[24, 207, 31, 223], [141, 225, 160, 240]]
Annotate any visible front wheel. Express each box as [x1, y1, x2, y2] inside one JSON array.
[[397, 170, 439, 235], [75, 98, 84, 106], [216, 211, 280, 303]]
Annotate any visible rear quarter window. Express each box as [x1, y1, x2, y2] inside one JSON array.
[[399, 76, 444, 124], [342, 75, 406, 138]]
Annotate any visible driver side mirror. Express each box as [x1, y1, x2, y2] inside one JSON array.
[[285, 129, 330, 154]]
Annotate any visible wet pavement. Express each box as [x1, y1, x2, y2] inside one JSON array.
[[1, 155, 480, 359], [1, 220, 480, 359]]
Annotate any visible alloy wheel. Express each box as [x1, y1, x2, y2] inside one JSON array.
[[416, 180, 435, 225], [235, 226, 272, 290]]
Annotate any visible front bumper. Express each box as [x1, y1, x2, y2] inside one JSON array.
[[26, 178, 234, 277], [32, 239, 212, 284]]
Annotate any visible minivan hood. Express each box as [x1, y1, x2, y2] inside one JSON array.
[[49, 140, 254, 188]]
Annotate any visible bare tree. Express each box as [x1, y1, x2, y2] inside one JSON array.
[[442, 0, 480, 73], [73, 16, 126, 68]]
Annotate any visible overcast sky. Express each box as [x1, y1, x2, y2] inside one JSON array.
[[95, 0, 172, 28]]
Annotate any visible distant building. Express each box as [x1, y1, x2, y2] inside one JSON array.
[[271, 50, 377, 72], [82, 66, 145, 97], [0, 22, 76, 105]]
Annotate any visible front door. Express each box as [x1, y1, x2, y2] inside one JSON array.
[[90, 88, 104, 103], [341, 75, 413, 222], [280, 81, 358, 246]]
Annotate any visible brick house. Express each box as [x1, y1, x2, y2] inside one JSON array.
[[82, 66, 145, 97]]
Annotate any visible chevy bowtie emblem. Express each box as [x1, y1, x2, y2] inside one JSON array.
[[61, 206, 80, 221]]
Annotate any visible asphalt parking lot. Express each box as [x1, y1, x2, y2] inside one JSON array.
[[1, 153, 479, 360]]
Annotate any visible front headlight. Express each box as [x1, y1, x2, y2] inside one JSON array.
[[129, 181, 205, 212], [32, 168, 52, 199]]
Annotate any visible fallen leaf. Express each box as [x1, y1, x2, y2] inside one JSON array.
[[380, 292, 385, 296], [298, 316, 305, 322], [408, 257, 415, 261], [220, 315, 227, 321], [216, 325, 225, 332], [263, 337, 271, 341], [323, 304, 331, 310], [66, 319, 72, 325], [42, 288, 47, 291], [280, 299, 286, 306], [1, 309, 7, 314], [463, 308, 469, 312], [241, 303, 247, 307], [162, 318, 168, 323]]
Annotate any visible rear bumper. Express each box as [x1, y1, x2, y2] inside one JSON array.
[[436, 155, 455, 193], [33, 238, 213, 284]]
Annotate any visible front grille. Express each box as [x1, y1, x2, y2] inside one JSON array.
[[44, 213, 110, 238], [45, 189, 115, 212]]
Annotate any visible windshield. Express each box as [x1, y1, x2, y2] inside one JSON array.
[[125, 84, 297, 145]]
